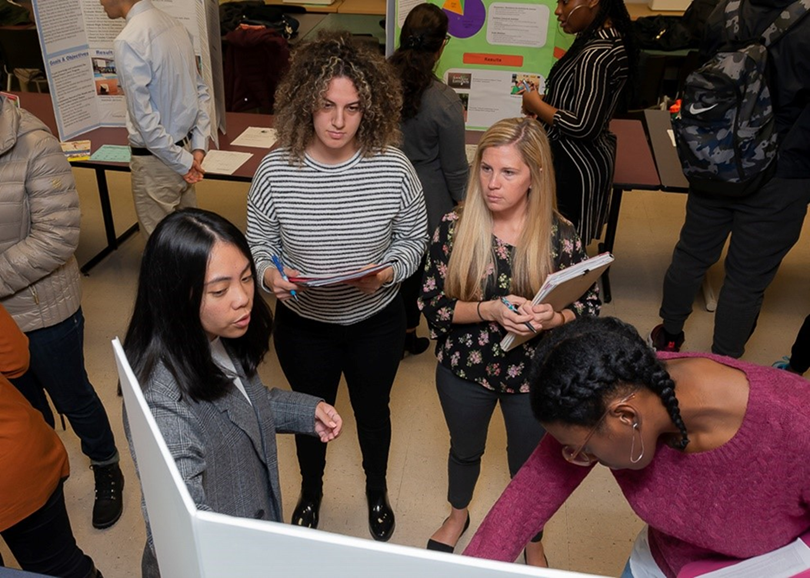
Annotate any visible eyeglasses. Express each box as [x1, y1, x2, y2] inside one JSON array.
[[443, 34, 451, 45], [561, 391, 637, 466]]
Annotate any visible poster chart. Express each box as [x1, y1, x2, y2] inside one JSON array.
[[387, 0, 574, 130], [31, 0, 225, 144]]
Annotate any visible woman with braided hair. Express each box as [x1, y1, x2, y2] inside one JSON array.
[[389, 3, 469, 356], [465, 316, 810, 577]]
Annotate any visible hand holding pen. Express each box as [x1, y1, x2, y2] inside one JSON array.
[[499, 296, 537, 334], [270, 255, 299, 302]]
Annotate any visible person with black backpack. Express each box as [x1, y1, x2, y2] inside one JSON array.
[[649, 0, 810, 358]]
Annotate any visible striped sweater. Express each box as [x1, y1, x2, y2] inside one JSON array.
[[246, 147, 428, 325]]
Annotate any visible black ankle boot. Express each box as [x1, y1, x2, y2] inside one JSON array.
[[291, 492, 322, 529], [91, 463, 124, 529], [366, 489, 395, 542], [403, 331, 430, 357]]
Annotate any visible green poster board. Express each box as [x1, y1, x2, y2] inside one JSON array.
[[390, 0, 574, 130]]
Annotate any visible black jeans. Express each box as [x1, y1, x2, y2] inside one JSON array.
[[10, 308, 118, 464], [273, 298, 406, 495], [660, 177, 810, 358], [1, 481, 96, 578], [435, 364, 546, 509], [788, 314, 810, 373]]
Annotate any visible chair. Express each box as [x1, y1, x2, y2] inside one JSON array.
[[0, 25, 47, 92]]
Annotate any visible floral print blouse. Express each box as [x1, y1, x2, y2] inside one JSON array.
[[418, 211, 601, 394]]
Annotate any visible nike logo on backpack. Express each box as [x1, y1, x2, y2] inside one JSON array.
[[689, 103, 719, 114]]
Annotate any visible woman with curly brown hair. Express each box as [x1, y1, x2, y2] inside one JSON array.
[[246, 31, 428, 543]]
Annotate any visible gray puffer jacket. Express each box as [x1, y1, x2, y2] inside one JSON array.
[[0, 96, 82, 332]]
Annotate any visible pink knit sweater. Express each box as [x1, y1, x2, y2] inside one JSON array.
[[464, 352, 810, 577]]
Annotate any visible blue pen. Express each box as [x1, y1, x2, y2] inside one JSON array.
[[272, 255, 298, 301], [499, 296, 536, 333]]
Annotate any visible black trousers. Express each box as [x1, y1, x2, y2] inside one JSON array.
[[1, 481, 95, 578], [660, 176, 810, 358], [788, 314, 810, 373], [273, 299, 406, 495]]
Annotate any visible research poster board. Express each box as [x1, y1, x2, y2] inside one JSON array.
[[31, 0, 224, 143], [387, 0, 574, 130], [115, 337, 606, 578]]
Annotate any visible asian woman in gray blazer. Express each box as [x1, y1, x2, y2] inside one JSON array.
[[123, 209, 343, 578]]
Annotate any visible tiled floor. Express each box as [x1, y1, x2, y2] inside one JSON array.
[[2, 168, 809, 577]]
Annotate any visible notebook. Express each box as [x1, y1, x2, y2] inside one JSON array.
[[499, 252, 614, 352]]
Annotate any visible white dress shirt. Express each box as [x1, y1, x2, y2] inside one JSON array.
[[114, 0, 211, 174]]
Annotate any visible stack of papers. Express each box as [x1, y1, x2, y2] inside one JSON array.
[[500, 252, 614, 352], [201, 150, 253, 175], [230, 127, 277, 149], [61, 140, 91, 162], [288, 263, 393, 288]]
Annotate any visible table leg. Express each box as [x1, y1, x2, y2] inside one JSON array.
[[597, 187, 624, 304], [80, 168, 139, 275]]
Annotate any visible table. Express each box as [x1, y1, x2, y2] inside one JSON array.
[[15, 92, 275, 273], [643, 109, 689, 192], [304, 13, 385, 44], [600, 118, 662, 302], [626, 3, 686, 20]]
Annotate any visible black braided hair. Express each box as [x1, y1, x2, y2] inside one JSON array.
[[389, 3, 448, 120], [550, 0, 638, 110], [529, 316, 689, 450]]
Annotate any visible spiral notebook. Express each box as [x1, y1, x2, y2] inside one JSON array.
[[499, 253, 614, 352]]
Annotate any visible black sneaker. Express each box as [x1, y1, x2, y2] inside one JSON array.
[[648, 324, 684, 353], [91, 463, 124, 529]]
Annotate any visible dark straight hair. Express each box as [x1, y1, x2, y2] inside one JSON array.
[[123, 208, 273, 402], [389, 3, 449, 120]]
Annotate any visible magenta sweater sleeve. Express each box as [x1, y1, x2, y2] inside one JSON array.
[[464, 434, 593, 561]]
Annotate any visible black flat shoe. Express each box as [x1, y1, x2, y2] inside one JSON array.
[[426, 513, 471, 553], [403, 331, 430, 357], [291, 492, 322, 529], [367, 490, 395, 542]]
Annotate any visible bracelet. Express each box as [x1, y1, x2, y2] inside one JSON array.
[[477, 300, 485, 321], [557, 310, 566, 326]]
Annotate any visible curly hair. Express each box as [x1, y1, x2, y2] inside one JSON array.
[[389, 3, 448, 120], [529, 316, 690, 450], [273, 30, 403, 163]]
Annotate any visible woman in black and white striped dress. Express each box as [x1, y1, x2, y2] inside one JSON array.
[[522, 0, 636, 245], [246, 32, 427, 543]]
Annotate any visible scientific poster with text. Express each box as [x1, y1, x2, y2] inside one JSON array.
[[388, 0, 574, 130], [31, 0, 224, 143]]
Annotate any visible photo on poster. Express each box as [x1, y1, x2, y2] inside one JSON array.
[[92, 54, 121, 96], [447, 71, 472, 90], [510, 72, 544, 95]]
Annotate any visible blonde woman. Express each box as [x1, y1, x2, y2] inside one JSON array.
[[418, 117, 599, 564]]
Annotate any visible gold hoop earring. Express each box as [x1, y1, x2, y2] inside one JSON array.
[[629, 421, 645, 464]]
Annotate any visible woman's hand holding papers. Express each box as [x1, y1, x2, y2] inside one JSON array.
[[344, 265, 394, 295], [265, 266, 304, 301]]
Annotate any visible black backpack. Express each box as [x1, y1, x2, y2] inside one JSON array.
[[673, 0, 810, 197]]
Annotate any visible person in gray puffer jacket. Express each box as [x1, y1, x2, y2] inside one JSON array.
[[0, 94, 124, 530]]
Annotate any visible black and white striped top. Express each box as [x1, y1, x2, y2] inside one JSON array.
[[544, 27, 628, 245], [246, 147, 428, 325]]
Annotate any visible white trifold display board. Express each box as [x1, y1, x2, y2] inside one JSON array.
[[113, 337, 606, 578], [31, 0, 225, 142]]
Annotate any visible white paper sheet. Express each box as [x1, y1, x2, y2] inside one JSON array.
[[230, 127, 277, 149], [201, 150, 252, 175], [696, 538, 810, 578]]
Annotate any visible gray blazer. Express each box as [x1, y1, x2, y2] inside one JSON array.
[[126, 348, 321, 578]]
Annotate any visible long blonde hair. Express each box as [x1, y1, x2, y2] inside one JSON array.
[[445, 118, 557, 301]]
